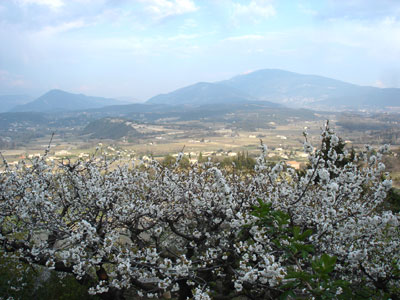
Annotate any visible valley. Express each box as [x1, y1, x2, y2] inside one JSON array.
[[2, 68, 400, 187], [2, 108, 400, 185]]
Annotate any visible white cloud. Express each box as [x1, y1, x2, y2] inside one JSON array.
[[298, 3, 318, 16], [181, 18, 198, 29], [373, 80, 386, 88], [140, 0, 198, 19], [323, 0, 400, 21], [16, 0, 64, 10], [241, 69, 255, 75], [232, 0, 276, 21], [37, 20, 87, 36], [224, 34, 265, 42], [165, 33, 200, 41]]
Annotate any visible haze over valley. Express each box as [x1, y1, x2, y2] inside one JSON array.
[[2, 68, 400, 190]]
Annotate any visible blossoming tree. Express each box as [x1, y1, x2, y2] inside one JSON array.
[[0, 123, 399, 299]]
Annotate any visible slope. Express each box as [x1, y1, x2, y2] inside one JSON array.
[[12, 89, 127, 112]]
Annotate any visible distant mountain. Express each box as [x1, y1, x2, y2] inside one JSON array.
[[116, 96, 144, 103], [220, 69, 400, 109], [146, 82, 272, 106], [146, 69, 400, 110], [0, 95, 34, 112], [12, 89, 128, 112]]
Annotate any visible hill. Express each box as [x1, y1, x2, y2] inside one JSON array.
[[82, 118, 141, 139], [0, 111, 48, 128], [145, 69, 400, 110], [0, 95, 34, 112], [146, 82, 274, 106], [12, 89, 127, 112], [220, 69, 400, 109]]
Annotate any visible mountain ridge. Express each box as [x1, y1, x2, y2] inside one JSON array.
[[147, 82, 264, 106], [0, 94, 34, 113], [11, 89, 128, 112], [146, 69, 400, 109]]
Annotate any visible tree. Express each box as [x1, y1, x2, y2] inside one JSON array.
[[0, 123, 399, 299], [198, 152, 206, 163], [162, 154, 176, 167]]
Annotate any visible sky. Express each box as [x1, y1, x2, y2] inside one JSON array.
[[1, 0, 400, 101]]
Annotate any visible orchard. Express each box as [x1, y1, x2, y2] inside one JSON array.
[[0, 123, 399, 299]]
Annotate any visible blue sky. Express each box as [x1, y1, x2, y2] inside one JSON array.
[[1, 0, 400, 100]]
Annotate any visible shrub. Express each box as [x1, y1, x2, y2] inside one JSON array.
[[0, 123, 398, 299]]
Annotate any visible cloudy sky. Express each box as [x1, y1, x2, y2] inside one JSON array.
[[1, 0, 400, 100]]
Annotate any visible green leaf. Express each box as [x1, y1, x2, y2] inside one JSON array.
[[312, 254, 337, 275], [280, 290, 296, 300]]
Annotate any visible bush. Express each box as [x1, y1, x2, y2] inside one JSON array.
[[0, 123, 399, 299], [0, 253, 99, 299]]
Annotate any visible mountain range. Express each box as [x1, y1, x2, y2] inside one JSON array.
[[147, 82, 262, 106], [148, 69, 400, 109], [10, 89, 128, 112], [0, 95, 34, 113], [220, 69, 400, 108], [2, 69, 400, 113]]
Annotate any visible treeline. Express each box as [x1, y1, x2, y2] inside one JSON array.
[[82, 118, 141, 140], [219, 151, 256, 170], [162, 151, 256, 171], [337, 118, 390, 131]]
